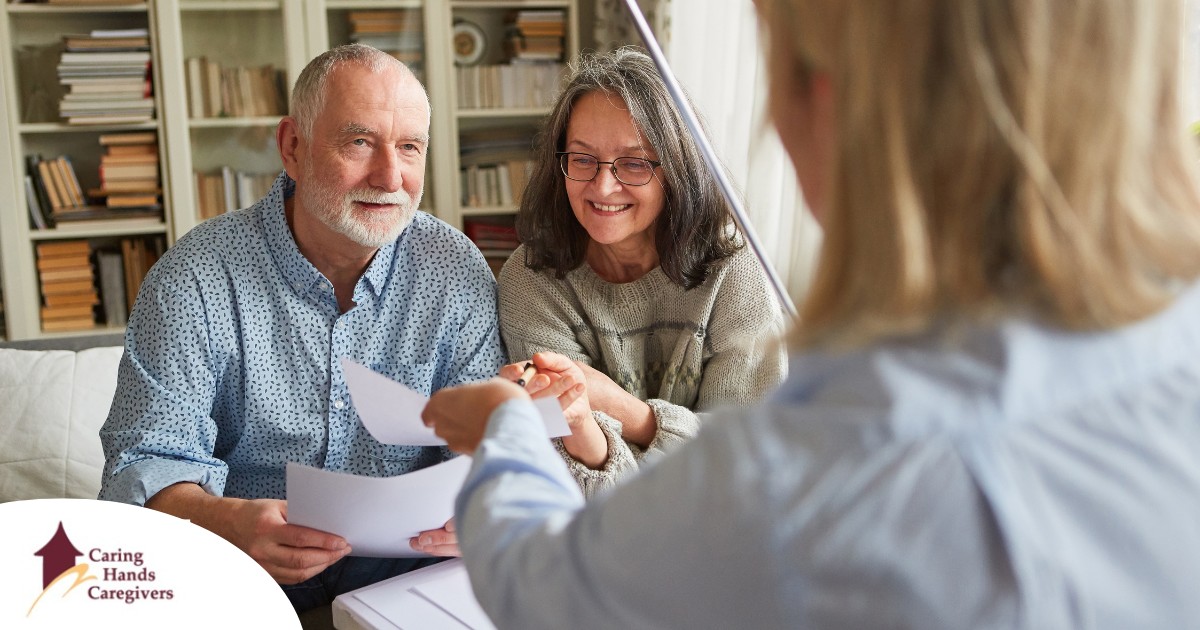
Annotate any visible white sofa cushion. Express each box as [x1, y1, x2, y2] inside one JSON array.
[[0, 346, 122, 502]]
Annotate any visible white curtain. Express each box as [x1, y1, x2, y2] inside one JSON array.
[[664, 0, 820, 304]]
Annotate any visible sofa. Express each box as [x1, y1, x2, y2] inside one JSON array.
[[0, 341, 123, 503]]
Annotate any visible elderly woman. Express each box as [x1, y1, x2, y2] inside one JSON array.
[[496, 47, 788, 496]]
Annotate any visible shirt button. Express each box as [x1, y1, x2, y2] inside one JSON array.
[[336, 320, 345, 329], [333, 399, 345, 410]]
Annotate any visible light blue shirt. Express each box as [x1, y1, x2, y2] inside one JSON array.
[[101, 173, 505, 504], [457, 282, 1200, 629]]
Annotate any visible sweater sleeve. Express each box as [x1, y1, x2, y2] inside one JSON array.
[[635, 247, 788, 464]]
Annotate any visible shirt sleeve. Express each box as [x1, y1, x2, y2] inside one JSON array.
[[456, 398, 783, 629], [98, 260, 229, 505]]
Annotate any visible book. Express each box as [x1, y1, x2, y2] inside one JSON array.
[[96, 250, 128, 327], [59, 156, 88, 207], [26, 155, 57, 227], [36, 239, 90, 259], [100, 162, 158, 181], [101, 153, 158, 165], [39, 267, 95, 283], [99, 131, 157, 145], [37, 255, 91, 271], [52, 205, 162, 222], [41, 317, 97, 332], [25, 176, 47, 230], [41, 280, 96, 296], [105, 194, 160, 208], [49, 158, 80, 208], [37, 160, 64, 211], [42, 291, 100, 309], [90, 180, 160, 194], [68, 114, 155, 125], [40, 304, 96, 321]]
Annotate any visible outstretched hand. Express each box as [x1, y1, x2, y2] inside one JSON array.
[[423, 378, 530, 453]]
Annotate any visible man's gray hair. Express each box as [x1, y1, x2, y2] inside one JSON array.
[[290, 43, 430, 139]]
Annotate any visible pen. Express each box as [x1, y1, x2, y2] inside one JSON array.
[[515, 362, 537, 387]]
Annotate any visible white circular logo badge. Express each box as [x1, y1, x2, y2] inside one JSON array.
[[0, 499, 299, 628]]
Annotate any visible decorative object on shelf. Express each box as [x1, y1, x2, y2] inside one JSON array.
[[452, 20, 486, 66]]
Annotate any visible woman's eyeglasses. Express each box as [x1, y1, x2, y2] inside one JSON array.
[[556, 152, 662, 186]]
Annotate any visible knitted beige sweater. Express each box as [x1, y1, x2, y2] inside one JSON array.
[[498, 243, 788, 497]]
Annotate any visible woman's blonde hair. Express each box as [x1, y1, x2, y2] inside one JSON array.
[[757, 0, 1200, 348]]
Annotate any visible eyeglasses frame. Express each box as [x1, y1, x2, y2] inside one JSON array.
[[555, 151, 663, 186]]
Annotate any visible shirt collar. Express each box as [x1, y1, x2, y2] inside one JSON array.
[[260, 172, 402, 303]]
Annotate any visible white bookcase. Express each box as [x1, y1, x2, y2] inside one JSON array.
[[0, 0, 583, 341]]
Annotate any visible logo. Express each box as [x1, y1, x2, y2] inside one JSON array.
[[28, 521, 175, 616], [0, 499, 298, 627]]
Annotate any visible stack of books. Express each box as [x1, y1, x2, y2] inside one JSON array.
[[507, 10, 566, 61], [57, 28, 154, 125], [36, 240, 98, 332], [93, 132, 162, 214], [459, 129, 534, 208], [193, 166, 275, 220], [464, 217, 520, 277], [184, 57, 286, 118], [349, 10, 424, 83], [460, 160, 532, 209], [119, 236, 165, 313], [455, 62, 563, 109], [25, 154, 87, 228]]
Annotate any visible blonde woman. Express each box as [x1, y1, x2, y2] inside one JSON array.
[[422, 1, 1200, 627]]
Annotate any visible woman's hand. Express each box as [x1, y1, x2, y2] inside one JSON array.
[[503, 353, 608, 468], [500, 353, 591, 430], [423, 378, 528, 453], [575, 362, 657, 448]]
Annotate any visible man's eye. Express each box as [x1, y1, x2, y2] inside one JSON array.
[[352, 138, 367, 146], [402, 143, 419, 152]]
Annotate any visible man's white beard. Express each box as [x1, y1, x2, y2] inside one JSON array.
[[300, 162, 422, 248]]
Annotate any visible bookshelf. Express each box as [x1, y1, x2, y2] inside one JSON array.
[[0, 0, 584, 341], [0, 2, 172, 340]]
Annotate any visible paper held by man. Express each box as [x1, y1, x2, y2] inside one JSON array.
[[286, 358, 569, 557]]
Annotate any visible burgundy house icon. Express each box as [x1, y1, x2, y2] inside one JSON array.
[[34, 522, 83, 589]]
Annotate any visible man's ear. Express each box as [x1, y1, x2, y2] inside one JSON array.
[[277, 116, 304, 181]]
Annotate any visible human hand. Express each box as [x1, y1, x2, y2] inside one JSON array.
[[501, 353, 591, 430], [409, 518, 460, 557], [575, 362, 656, 447], [230, 498, 351, 584], [423, 378, 529, 453]]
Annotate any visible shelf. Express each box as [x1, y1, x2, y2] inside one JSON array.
[[189, 116, 283, 129], [461, 205, 520, 216], [30, 222, 168, 241], [20, 121, 159, 134], [457, 107, 552, 119], [6, 4, 148, 15], [325, 0, 423, 8], [179, 1, 280, 11], [451, 0, 572, 8]]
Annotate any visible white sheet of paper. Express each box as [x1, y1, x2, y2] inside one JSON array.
[[347, 559, 496, 630], [286, 456, 472, 557], [341, 357, 571, 445]]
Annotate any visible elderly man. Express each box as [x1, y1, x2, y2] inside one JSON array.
[[99, 44, 504, 612]]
